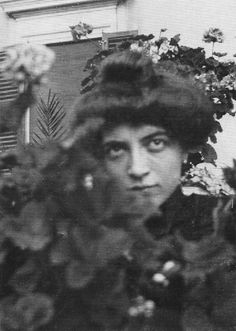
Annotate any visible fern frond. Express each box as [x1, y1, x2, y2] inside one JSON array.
[[32, 89, 67, 144]]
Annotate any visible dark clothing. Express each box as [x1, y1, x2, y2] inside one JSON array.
[[42, 190, 236, 331], [145, 188, 218, 241]]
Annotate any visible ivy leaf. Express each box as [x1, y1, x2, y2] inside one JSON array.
[[210, 270, 236, 326], [182, 235, 235, 281], [213, 51, 227, 58], [209, 120, 222, 143], [169, 34, 181, 46], [0, 294, 54, 331], [201, 143, 217, 163], [96, 228, 132, 266], [182, 305, 213, 330], [6, 201, 51, 251], [205, 57, 219, 69], [50, 237, 71, 265], [9, 260, 40, 294], [0, 151, 18, 169], [66, 259, 95, 289], [80, 81, 96, 94], [16, 294, 54, 330], [81, 76, 92, 87], [224, 159, 236, 190]]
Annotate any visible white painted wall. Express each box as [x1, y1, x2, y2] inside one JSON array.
[[126, 0, 236, 59], [0, 1, 126, 44], [0, 8, 21, 46]]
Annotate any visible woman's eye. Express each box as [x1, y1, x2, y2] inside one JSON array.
[[105, 145, 125, 158], [148, 138, 166, 151]]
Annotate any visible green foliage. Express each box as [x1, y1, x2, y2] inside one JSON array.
[[32, 90, 67, 144]]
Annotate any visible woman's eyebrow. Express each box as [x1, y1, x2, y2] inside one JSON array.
[[102, 140, 127, 147], [140, 130, 168, 142]]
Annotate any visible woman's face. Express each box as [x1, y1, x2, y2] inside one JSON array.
[[102, 124, 187, 215]]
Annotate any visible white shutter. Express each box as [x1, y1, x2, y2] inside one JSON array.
[[102, 30, 138, 51], [0, 51, 18, 152]]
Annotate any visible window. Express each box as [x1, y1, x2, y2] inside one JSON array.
[[102, 30, 138, 50], [0, 51, 19, 152]]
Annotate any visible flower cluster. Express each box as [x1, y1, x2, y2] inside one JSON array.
[[129, 34, 179, 63], [128, 296, 155, 318], [0, 43, 55, 89], [220, 72, 236, 90], [182, 162, 234, 196], [69, 22, 93, 41], [203, 27, 224, 44]]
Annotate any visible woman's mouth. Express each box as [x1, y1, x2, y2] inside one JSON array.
[[129, 184, 159, 191]]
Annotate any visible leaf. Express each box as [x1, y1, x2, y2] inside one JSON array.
[[169, 34, 181, 46], [81, 75, 92, 87], [50, 237, 71, 265], [183, 306, 213, 330], [213, 51, 227, 58], [224, 159, 236, 190], [9, 260, 40, 294], [80, 81, 96, 94], [210, 270, 236, 326], [33, 89, 66, 144], [0, 294, 54, 331], [182, 235, 235, 281], [16, 294, 54, 330], [6, 201, 51, 251], [205, 57, 220, 69], [201, 143, 217, 163], [96, 228, 132, 266], [66, 259, 94, 289], [0, 151, 18, 169]]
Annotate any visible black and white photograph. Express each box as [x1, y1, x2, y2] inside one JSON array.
[[1, 1, 236, 330]]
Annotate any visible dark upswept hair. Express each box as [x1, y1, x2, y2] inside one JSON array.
[[70, 51, 216, 152]]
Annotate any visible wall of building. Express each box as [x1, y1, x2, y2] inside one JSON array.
[[0, 0, 128, 44], [125, 0, 236, 59], [0, 8, 21, 46]]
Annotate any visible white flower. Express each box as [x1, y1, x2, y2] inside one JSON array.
[[182, 163, 234, 196], [144, 300, 155, 318], [152, 273, 169, 286], [0, 43, 55, 87], [159, 40, 170, 55], [130, 42, 143, 53], [163, 260, 176, 272]]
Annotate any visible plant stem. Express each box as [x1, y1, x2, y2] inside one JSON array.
[[212, 42, 215, 56]]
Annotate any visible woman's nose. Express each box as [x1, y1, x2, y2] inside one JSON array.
[[127, 149, 150, 179]]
